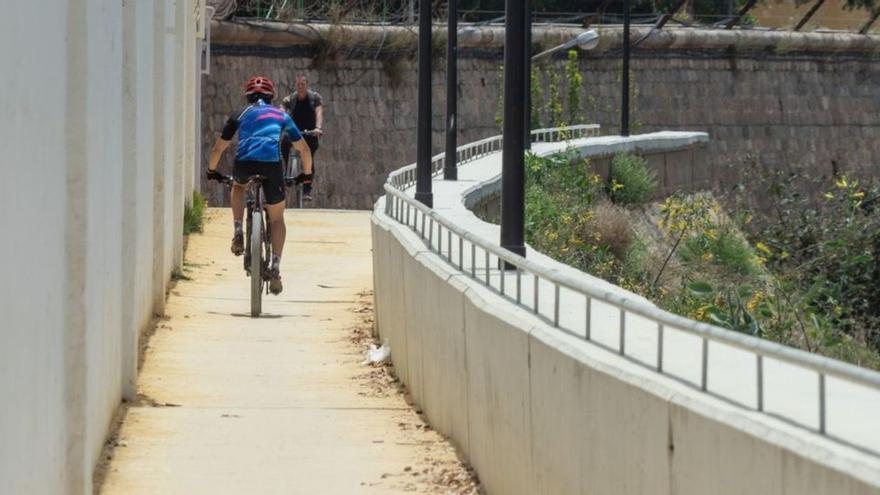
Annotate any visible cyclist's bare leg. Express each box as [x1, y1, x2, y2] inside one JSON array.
[[231, 183, 246, 223], [230, 183, 246, 255], [265, 201, 286, 294], [266, 201, 286, 258]]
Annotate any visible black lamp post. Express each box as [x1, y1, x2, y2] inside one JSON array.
[[523, 0, 531, 150], [500, 0, 527, 259], [621, 0, 631, 137], [444, 0, 458, 180], [416, 0, 434, 206]]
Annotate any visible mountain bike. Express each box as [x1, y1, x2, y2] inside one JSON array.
[[208, 172, 300, 317], [285, 129, 320, 208]]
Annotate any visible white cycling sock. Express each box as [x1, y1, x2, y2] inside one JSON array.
[[234, 221, 243, 235], [271, 255, 281, 270]]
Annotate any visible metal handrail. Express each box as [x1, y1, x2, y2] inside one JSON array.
[[387, 124, 601, 191], [380, 125, 880, 454]]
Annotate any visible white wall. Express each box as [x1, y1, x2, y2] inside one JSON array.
[[0, 0, 69, 492], [0, 0, 199, 492]]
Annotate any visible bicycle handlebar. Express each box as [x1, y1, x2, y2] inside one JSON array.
[[206, 171, 233, 185]]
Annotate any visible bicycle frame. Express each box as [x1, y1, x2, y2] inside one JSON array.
[[286, 152, 305, 209], [243, 177, 270, 288]]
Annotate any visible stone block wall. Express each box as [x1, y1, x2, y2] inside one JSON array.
[[201, 24, 880, 209], [201, 49, 501, 208]]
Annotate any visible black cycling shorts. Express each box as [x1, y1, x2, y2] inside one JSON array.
[[233, 160, 285, 205]]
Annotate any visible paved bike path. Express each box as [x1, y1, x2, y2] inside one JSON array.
[[98, 209, 475, 494]]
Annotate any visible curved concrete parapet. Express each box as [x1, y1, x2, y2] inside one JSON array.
[[212, 20, 880, 54], [371, 128, 880, 494]]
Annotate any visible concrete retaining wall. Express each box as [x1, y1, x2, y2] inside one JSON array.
[[0, 1, 200, 493], [371, 200, 880, 494]]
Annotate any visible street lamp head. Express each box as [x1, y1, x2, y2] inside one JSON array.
[[532, 29, 600, 61], [573, 30, 600, 50]]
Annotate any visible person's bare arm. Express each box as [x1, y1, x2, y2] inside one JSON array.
[[314, 105, 324, 137], [294, 139, 313, 175], [208, 138, 231, 171]]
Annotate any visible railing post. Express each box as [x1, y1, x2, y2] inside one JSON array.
[[756, 354, 763, 411], [819, 373, 826, 434]]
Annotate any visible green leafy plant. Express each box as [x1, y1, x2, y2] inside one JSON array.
[[609, 153, 657, 206], [546, 70, 563, 127], [184, 190, 207, 235], [530, 65, 543, 129], [564, 49, 583, 125], [680, 228, 756, 276], [729, 170, 880, 354]]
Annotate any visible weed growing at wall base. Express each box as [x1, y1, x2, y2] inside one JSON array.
[[184, 190, 207, 235]]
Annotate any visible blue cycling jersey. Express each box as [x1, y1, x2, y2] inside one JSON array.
[[220, 100, 303, 163]]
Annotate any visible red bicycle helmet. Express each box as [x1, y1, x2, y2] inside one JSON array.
[[244, 76, 276, 98]]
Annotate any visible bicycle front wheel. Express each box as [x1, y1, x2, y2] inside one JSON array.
[[250, 210, 263, 317]]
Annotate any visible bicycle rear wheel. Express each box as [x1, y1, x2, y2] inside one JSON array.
[[250, 210, 263, 316]]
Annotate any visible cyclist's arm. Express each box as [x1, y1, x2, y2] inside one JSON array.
[[208, 139, 230, 171], [209, 114, 239, 171], [314, 93, 324, 135]]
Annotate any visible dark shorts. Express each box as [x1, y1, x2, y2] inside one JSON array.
[[233, 160, 285, 205]]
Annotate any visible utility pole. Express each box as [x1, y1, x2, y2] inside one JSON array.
[[416, 0, 433, 206], [444, 0, 458, 180], [500, 0, 527, 258], [621, 0, 631, 137], [523, 0, 532, 149]]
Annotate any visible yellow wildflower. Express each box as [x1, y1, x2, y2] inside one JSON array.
[[853, 191, 866, 199], [823, 192, 835, 200], [755, 242, 772, 255], [612, 180, 624, 191], [691, 304, 713, 321], [705, 229, 719, 241], [746, 291, 764, 313], [836, 176, 849, 189], [780, 250, 790, 260]]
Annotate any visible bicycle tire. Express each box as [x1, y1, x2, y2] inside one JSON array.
[[250, 210, 263, 317]]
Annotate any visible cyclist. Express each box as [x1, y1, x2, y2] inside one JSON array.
[[206, 76, 313, 295], [281, 75, 323, 201]]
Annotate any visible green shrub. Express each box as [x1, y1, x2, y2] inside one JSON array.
[[609, 153, 656, 206], [680, 230, 756, 276], [184, 190, 207, 235]]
